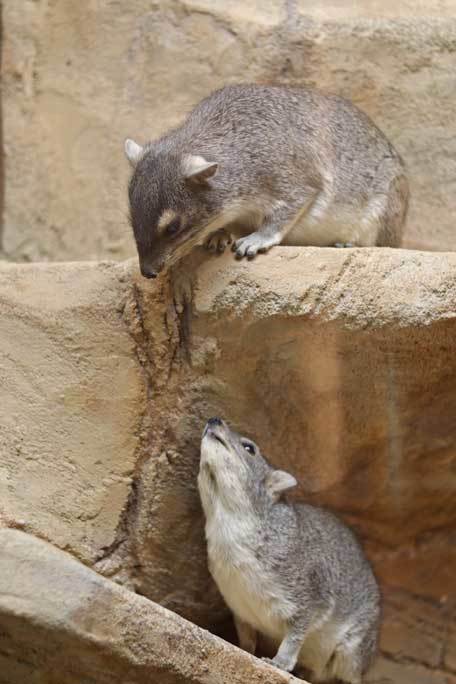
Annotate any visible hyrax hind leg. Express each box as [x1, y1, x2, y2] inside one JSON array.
[[233, 615, 257, 655], [324, 630, 375, 684], [365, 166, 409, 247], [376, 172, 409, 247], [326, 650, 362, 684]]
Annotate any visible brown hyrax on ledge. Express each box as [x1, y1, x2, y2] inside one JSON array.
[[198, 417, 381, 684], [124, 84, 408, 279]]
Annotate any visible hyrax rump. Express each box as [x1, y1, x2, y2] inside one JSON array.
[[198, 418, 381, 683], [125, 84, 408, 278]]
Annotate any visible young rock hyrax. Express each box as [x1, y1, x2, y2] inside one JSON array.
[[198, 417, 381, 683]]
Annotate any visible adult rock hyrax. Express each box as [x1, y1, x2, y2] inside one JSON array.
[[198, 417, 381, 683], [125, 84, 408, 279]]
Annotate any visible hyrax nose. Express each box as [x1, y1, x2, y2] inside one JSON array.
[[207, 417, 223, 427], [140, 263, 158, 279]]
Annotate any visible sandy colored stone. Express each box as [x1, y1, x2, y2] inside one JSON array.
[[380, 588, 451, 669], [295, 0, 456, 19], [1, 1, 456, 261], [183, 247, 456, 551], [0, 249, 455, 682], [0, 529, 304, 684], [129, 246, 456, 677], [0, 256, 223, 627], [445, 610, 456, 673], [0, 260, 144, 564], [368, 656, 456, 684], [371, 528, 456, 601]]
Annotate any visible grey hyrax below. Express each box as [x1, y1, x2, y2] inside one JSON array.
[[125, 84, 408, 279], [198, 418, 381, 684]]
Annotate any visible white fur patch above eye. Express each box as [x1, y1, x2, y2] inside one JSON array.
[[157, 209, 179, 232]]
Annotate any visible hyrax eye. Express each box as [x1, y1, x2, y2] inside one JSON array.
[[166, 218, 182, 236], [242, 442, 255, 455]]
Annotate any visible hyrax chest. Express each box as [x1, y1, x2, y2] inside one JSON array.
[[206, 512, 293, 639]]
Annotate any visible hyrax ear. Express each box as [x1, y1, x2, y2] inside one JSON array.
[[124, 138, 144, 167], [182, 155, 218, 183], [266, 470, 298, 502]]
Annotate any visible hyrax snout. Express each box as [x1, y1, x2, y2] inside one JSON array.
[[125, 84, 408, 278], [198, 418, 381, 683]]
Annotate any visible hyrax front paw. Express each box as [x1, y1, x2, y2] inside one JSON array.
[[205, 229, 232, 254], [233, 233, 276, 259], [261, 656, 293, 673]]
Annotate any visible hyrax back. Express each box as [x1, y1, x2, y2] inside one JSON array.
[[198, 418, 381, 684], [125, 84, 408, 278]]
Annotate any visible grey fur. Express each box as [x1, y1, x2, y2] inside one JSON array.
[[198, 418, 381, 683], [125, 84, 408, 277]]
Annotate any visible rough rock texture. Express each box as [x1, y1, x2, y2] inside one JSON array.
[[0, 529, 304, 684], [187, 246, 456, 565], [0, 257, 223, 627], [2, 1, 456, 261], [1, 248, 455, 683], [0, 260, 144, 566]]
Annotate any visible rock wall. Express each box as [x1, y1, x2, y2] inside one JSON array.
[[1, 248, 455, 682], [0, 260, 144, 565], [0, 530, 302, 684], [2, 1, 456, 262]]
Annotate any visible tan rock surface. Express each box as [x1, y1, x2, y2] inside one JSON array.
[[2, 1, 456, 261], [0, 260, 144, 564], [0, 248, 455, 682], [0, 257, 223, 627], [134, 246, 456, 681], [368, 657, 456, 684], [380, 589, 452, 671], [0, 529, 304, 684], [184, 247, 456, 555]]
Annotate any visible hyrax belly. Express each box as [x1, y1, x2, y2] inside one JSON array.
[[282, 197, 376, 247], [209, 552, 291, 642]]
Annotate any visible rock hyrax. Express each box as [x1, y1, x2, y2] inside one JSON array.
[[198, 417, 381, 683], [125, 84, 408, 278]]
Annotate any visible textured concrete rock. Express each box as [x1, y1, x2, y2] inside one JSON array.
[[0, 529, 304, 684], [0, 249, 455, 682], [2, 1, 456, 261], [0, 258, 222, 627], [368, 657, 456, 684], [132, 246, 456, 681], [181, 247, 456, 565], [0, 260, 144, 564], [380, 589, 453, 671]]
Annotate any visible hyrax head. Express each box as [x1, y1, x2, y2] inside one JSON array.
[[198, 417, 297, 513], [124, 139, 219, 279]]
